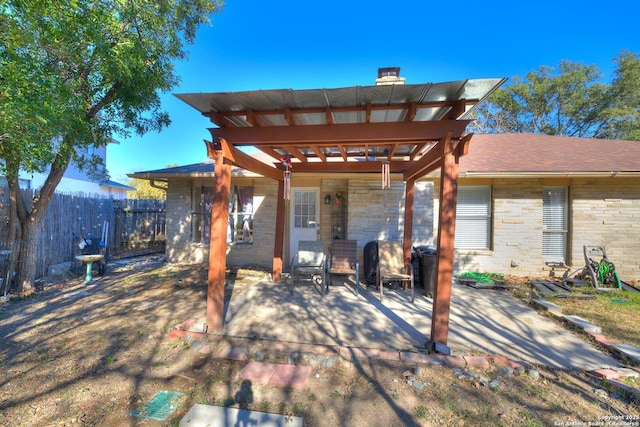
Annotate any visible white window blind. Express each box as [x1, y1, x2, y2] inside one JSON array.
[[455, 186, 491, 250], [542, 186, 568, 262]]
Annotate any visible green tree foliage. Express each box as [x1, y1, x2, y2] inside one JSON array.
[[127, 178, 167, 200], [608, 51, 640, 140], [472, 51, 640, 141], [0, 0, 223, 294]]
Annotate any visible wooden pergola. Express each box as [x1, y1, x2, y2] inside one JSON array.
[[176, 74, 505, 348]]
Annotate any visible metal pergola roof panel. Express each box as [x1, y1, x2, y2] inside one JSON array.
[[176, 78, 505, 123], [175, 77, 506, 177]]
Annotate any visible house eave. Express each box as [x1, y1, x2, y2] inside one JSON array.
[[457, 171, 640, 179]]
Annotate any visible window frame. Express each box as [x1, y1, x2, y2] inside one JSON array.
[[454, 185, 492, 250], [542, 186, 569, 263], [193, 184, 254, 245]]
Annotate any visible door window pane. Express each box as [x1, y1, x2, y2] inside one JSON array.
[[294, 191, 316, 228]]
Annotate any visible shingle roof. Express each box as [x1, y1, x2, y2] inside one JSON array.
[[133, 162, 214, 176], [129, 152, 275, 180], [130, 134, 640, 179], [460, 133, 640, 175], [100, 180, 135, 190]]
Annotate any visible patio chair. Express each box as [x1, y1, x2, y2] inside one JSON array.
[[327, 240, 360, 296], [377, 240, 414, 303], [290, 240, 326, 294]]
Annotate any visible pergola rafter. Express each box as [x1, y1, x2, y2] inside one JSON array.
[[176, 76, 506, 351], [204, 99, 481, 128]]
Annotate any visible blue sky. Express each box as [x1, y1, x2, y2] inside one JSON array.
[[108, 0, 640, 184]]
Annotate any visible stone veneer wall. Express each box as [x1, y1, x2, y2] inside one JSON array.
[[347, 179, 435, 248], [166, 175, 640, 282], [434, 177, 640, 281], [165, 179, 195, 263], [165, 178, 277, 268], [226, 179, 278, 268], [571, 177, 640, 281], [434, 179, 544, 276], [348, 179, 404, 246], [320, 179, 348, 245]]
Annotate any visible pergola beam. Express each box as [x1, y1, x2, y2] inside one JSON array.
[[208, 136, 283, 181], [208, 99, 481, 123], [282, 145, 306, 163], [255, 145, 284, 162], [210, 120, 470, 146], [277, 160, 407, 174], [404, 137, 446, 181]]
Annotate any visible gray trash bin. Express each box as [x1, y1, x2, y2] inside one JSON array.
[[416, 246, 436, 297]]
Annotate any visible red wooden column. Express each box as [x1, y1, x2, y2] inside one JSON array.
[[272, 179, 285, 281], [403, 178, 415, 271], [206, 149, 231, 333], [430, 136, 460, 346]]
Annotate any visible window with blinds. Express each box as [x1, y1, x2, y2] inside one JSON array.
[[455, 186, 492, 250], [542, 186, 568, 262]]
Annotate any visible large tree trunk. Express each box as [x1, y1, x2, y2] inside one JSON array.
[[13, 217, 43, 295], [5, 177, 23, 295], [12, 139, 72, 295]]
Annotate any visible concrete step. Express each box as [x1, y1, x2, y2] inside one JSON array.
[[531, 299, 563, 316], [611, 343, 640, 364], [180, 404, 303, 427], [563, 315, 602, 334]]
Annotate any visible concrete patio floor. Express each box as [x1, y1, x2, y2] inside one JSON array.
[[220, 276, 620, 371]]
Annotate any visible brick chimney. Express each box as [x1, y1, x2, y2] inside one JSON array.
[[376, 67, 405, 85]]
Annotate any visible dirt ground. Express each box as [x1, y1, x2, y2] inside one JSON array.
[[0, 257, 638, 426]]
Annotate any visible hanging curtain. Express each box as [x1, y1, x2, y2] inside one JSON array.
[[235, 186, 253, 213]]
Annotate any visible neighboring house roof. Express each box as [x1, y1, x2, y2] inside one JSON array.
[[132, 162, 215, 179], [459, 133, 640, 177], [129, 152, 276, 181], [130, 134, 640, 180], [100, 180, 135, 191]]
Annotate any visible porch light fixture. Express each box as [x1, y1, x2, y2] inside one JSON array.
[[324, 194, 332, 204], [381, 160, 391, 189]]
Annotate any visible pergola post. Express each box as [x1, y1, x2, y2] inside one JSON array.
[[430, 137, 460, 347], [403, 178, 415, 271], [206, 149, 231, 333], [272, 179, 285, 281]]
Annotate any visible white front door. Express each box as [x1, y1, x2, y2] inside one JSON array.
[[290, 188, 320, 259]]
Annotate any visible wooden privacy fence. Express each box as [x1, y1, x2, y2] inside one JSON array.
[[0, 188, 166, 279], [112, 199, 166, 253]]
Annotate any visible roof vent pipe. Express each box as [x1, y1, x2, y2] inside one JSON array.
[[376, 67, 406, 85]]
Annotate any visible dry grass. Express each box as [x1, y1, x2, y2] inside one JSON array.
[[540, 286, 640, 348], [1, 265, 639, 426]]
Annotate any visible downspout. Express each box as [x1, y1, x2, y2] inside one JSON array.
[[149, 180, 167, 191]]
